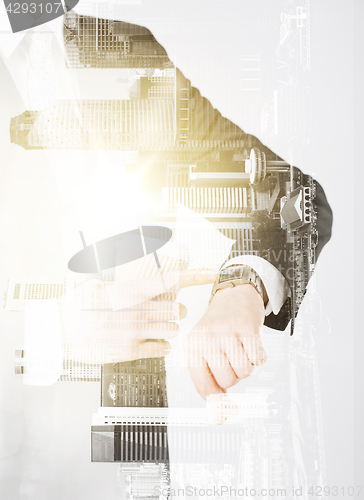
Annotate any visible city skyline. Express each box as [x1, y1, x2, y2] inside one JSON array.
[[0, 0, 353, 498]]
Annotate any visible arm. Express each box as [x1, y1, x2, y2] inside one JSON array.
[[184, 66, 333, 331], [66, 14, 331, 322], [63, 14, 333, 400]]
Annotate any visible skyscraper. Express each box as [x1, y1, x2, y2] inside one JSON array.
[[118, 462, 169, 500], [10, 99, 176, 150], [14, 346, 101, 385], [15, 343, 164, 384], [101, 358, 168, 408], [92, 358, 169, 463], [64, 13, 173, 69], [91, 423, 169, 463], [4, 277, 68, 311], [14, 347, 102, 382], [10, 67, 270, 155], [91, 409, 248, 464], [9, 111, 41, 150]]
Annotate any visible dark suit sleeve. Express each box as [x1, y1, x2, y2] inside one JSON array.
[[263, 176, 333, 332]]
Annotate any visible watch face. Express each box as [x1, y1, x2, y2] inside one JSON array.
[[219, 266, 244, 282]]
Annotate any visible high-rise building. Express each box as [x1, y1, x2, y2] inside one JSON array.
[[15, 343, 159, 384], [3, 276, 119, 311], [95, 403, 270, 427], [10, 99, 176, 150], [64, 13, 173, 69], [130, 74, 175, 101], [91, 418, 246, 464], [10, 66, 273, 155], [91, 389, 271, 463], [89, 351, 170, 463], [14, 346, 102, 382], [93, 358, 169, 462], [101, 358, 168, 408], [14, 338, 173, 384], [118, 462, 169, 500], [9, 111, 41, 149], [4, 277, 68, 311], [91, 422, 169, 463]]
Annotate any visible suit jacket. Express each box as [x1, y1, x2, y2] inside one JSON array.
[[72, 18, 332, 332], [59, 16, 335, 332], [191, 76, 333, 331]]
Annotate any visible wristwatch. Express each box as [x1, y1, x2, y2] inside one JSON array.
[[209, 264, 268, 307]]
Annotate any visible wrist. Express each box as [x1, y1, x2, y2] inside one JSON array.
[[211, 281, 264, 305], [209, 284, 266, 327], [210, 264, 268, 307]]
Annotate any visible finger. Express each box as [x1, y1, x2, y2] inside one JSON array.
[[223, 337, 254, 379], [238, 332, 268, 366], [179, 268, 217, 289], [131, 340, 171, 360], [108, 273, 180, 310], [86, 268, 215, 311], [67, 339, 171, 364], [187, 358, 226, 401], [114, 301, 186, 321], [203, 350, 239, 390], [114, 322, 180, 340], [82, 311, 180, 339]]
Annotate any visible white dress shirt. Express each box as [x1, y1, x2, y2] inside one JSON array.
[[221, 256, 290, 317]]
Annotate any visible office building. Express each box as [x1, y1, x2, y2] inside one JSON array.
[[93, 356, 170, 463], [91, 418, 246, 464], [14, 343, 145, 383], [130, 73, 175, 100], [10, 99, 176, 150], [279, 3, 311, 71], [4, 277, 68, 311], [91, 388, 270, 463], [64, 13, 173, 69], [9, 111, 42, 149], [118, 462, 169, 500], [101, 358, 168, 408], [14, 346, 101, 382], [91, 422, 169, 463], [3, 276, 118, 311], [10, 66, 275, 155], [95, 401, 270, 427]]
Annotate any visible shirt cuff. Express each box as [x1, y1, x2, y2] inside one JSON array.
[[220, 256, 291, 316]]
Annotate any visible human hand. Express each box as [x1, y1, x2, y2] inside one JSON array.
[[60, 268, 217, 364], [184, 283, 267, 402]]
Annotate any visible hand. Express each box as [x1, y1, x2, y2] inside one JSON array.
[[184, 283, 268, 402], [60, 268, 217, 364]]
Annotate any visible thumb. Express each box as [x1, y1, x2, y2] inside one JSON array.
[[179, 268, 217, 289]]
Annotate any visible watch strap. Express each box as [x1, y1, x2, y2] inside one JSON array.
[[209, 265, 268, 307]]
